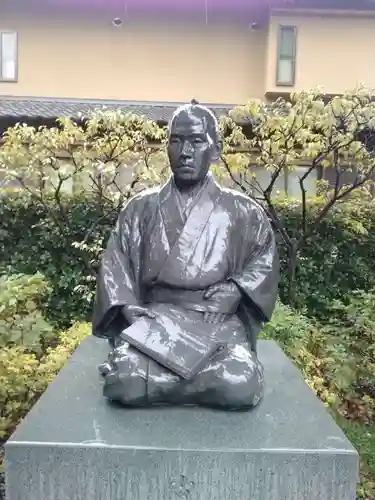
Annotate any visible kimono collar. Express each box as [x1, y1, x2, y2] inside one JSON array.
[[159, 171, 221, 207]]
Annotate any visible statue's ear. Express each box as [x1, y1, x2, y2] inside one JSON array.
[[211, 139, 222, 163]]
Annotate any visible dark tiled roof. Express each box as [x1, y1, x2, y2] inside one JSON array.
[[0, 96, 234, 123]]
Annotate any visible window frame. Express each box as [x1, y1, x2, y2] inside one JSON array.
[[0, 30, 18, 82], [276, 25, 297, 87]]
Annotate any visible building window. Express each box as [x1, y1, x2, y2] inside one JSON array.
[[276, 26, 296, 86], [0, 31, 18, 81]]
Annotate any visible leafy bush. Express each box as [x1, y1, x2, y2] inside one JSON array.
[[0, 193, 117, 327], [0, 321, 90, 439], [0, 273, 54, 353], [262, 300, 375, 499], [275, 200, 375, 316], [260, 302, 336, 403], [322, 289, 375, 422], [263, 296, 375, 420], [0, 273, 90, 440]]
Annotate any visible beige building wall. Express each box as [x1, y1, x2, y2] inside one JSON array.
[[0, 11, 268, 104], [266, 10, 375, 95], [1, 8, 375, 105]]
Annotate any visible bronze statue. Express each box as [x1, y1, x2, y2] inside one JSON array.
[[92, 100, 279, 410]]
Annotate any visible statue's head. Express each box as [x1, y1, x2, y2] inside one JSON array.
[[167, 99, 222, 186]]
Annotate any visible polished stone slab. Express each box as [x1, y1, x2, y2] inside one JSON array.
[[5, 337, 359, 500]]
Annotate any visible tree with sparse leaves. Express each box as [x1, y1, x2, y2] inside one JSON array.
[[0, 109, 168, 277], [220, 87, 375, 305]]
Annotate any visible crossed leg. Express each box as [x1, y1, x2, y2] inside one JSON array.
[[101, 341, 264, 411]]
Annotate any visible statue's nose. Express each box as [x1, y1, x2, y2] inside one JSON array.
[[181, 141, 193, 156]]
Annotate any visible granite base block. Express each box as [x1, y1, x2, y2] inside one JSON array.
[[5, 337, 359, 500]]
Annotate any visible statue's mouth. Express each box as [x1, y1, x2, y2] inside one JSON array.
[[178, 163, 194, 170]]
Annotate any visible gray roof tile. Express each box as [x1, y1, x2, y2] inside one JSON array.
[[0, 96, 233, 123]]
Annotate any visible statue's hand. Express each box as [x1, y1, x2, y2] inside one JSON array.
[[203, 281, 241, 301], [203, 281, 242, 316], [123, 305, 156, 325]]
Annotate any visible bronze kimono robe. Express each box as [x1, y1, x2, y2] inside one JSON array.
[[92, 173, 279, 410]]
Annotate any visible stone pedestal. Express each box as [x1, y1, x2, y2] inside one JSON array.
[[5, 337, 359, 500]]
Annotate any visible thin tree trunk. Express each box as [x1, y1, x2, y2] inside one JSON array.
[[288, 239, 298, 308]]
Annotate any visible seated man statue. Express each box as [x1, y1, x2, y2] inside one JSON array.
[[92, 99, 279, 411]]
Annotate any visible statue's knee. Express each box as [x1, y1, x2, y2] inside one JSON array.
[[215, 348, 265, 409], [217, 372, 264, 409], [103, 371, 148, 405], [100, 347, 149, 404]]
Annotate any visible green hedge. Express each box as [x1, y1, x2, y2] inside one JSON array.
[[276, 202, 375, 317], [0, 193, 117, 327], [1, 192, 375, 326]]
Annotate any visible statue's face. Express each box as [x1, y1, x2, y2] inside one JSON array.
[[167, 107, 220, 186]]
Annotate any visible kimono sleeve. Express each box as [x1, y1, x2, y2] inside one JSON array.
[[231, 204, 279, 324], [92, 210, 139, 340]]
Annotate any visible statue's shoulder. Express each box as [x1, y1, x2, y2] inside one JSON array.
[[119, 185, 161, 214]]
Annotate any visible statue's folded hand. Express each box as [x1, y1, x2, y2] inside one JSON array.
[[122, 304, 156, 325], [203, 281, 241, 300], [203, 281, 242, 317]]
